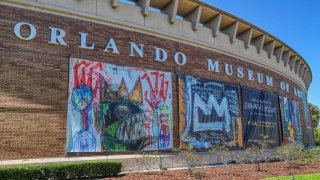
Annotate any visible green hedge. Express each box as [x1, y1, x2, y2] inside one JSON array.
[[0, 160, 122, 179]]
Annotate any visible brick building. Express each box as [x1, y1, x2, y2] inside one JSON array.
[[0, 0, 314, 160]]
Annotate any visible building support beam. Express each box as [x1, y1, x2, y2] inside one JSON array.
[[282, 51, 291, 67], [136, 0, 150, 16], [298, 64, 304, 77], [302, 68, 307, 80], [221, 21, 238, 43], [263, 40, 275, 58], [162, 0, 179, 24], [185, 5, 202, 30], [304, 72, 310, 84], [303, 70, 308, 82], [251, 34, 265, 53], [294, 59, 301, 74], [305, 74, 310, 88], [111, 0, 119, 8], [205, 14, 222, 37], [237, 28, 252, 49], [273, 46, 284, 63], [289, 55, 296, 71]]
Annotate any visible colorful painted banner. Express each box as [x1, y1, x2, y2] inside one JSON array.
[[66, 58, 173, 152], [302, 91, 315, 146], [242, 88, 280, 147], [279, 96, 302, 144], [178, 75, 242, 148]]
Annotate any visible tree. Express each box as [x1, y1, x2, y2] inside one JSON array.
[[309, 103, 320, 128], [309, 103, 320, 145], [314, 127, 320, 145]]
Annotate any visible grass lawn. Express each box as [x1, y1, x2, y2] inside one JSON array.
[[264, 173, 320, 180]]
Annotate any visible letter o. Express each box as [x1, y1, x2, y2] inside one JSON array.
[[14, 22, 36, 40], [280, 81, 286, 91], [174, 52, 186, 65]]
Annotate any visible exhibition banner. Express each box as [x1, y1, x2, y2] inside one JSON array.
[[302, 91, 315, 145], [66, 58, 173, 152], [242, 88, 280, 147], [179, 74, 242, 148], [279, 96, 302, 144]]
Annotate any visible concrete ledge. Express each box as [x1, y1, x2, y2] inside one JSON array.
[[0, 152, 220, 171]]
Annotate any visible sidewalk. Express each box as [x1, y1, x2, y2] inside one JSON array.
[[0, 152, 222, 172]]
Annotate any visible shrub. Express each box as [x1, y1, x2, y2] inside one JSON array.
[[305, 147, 320, 159], [135, 152, 160, 171], [210, 145, 234, 172], [275, 143, 305, 168], [240, 145, 272, 171], [0, 160, 122, 179], [174, 146, 202, 176], [237, 138, 273, 172]]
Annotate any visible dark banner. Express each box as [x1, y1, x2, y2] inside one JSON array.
[[242, 88, 280, 147], [179, 74, 242, 148], [279, 96, 302, 144], [302, 91, 315, 146]]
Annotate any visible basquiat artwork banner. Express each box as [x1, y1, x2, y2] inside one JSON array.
[[66, 58, 173, 152], [279, 96, 302, 144], [178, 74, 242, 149], [242, 88, 280, 147], [302, 91, 315, 146]]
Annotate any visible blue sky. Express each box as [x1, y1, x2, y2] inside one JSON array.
[[203, 0, 319, 107]]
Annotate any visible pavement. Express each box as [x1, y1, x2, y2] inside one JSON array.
[[0, 152, 223, 172]]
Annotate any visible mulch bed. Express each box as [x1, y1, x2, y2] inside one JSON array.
[[104, 160, 320, 180]]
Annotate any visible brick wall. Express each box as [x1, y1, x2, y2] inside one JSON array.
[[0, 4, 313, 160]]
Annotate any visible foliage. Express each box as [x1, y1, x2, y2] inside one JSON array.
[[210, 145, 234, 171], [239, 144, 272, 171], [314, 128, 320, 145], [304, 147, 320, 165], [237, 137, 273, 171], [309, 103, 320, 128], [135, 152, 160, 171], [174, 146, 202, 176], [263, 173, 320, 180], [0, 160, 122, 180], [274, 142, 305, 177]]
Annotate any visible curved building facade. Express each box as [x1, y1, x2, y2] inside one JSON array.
[[0, 0, 314, 160]]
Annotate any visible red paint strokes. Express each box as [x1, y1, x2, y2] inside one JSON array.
[[73, 61, 88, 87], [142, 71, 170, 109], [161, 125, 169, 134], [81, 111, 88, 130], [73, 60, 103, 101], [146, 116, 152, 123], [144, 123, 151, 136]]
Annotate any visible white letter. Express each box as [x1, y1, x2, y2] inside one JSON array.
[[207, 59, 219, 72], [266, 76, 273, 86], [14, 22, 36, 40], [294, 88, 298, 96], [280, 81, 289, 92], [257, 73, 264, 84], [174, 52, 186, 65], [104, 38, 119, 54], [129, 42, 144, 57], [237, 67, 244, 78], [79, 32, 94, 49], [248, 70, 254, 81], [48, 27, 67, 46], [154, 47, 168, 61], [280, 81, 286, 90], [224, 63, 233, 76]]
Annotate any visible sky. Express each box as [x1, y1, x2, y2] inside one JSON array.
[[202, 0, 320, 107]]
